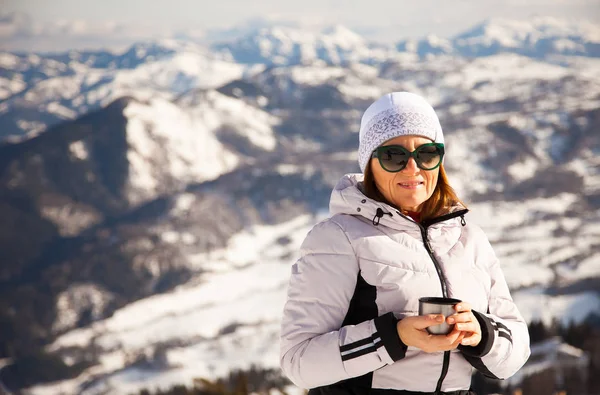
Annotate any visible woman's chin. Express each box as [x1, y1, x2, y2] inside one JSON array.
[[393, 196, 426, 211]]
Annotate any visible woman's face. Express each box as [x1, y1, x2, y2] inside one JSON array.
[[370, 135, 440, 212]]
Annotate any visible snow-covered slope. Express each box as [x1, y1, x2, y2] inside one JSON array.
[[37, 214, 316, 394], [122, 91, 278, 205]]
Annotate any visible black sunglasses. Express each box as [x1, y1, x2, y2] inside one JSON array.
[[371, 143, 445, 172]]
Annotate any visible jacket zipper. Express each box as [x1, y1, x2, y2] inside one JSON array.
[[419, 225, 448, 298], [417, 209, 468, 394]]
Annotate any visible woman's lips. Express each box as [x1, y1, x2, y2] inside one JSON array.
[[397, 181, 424, 190]]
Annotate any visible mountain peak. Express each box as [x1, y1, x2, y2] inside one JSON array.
[[212, 23, 380, 66], [320, 24, 365, 45], [456, 16, 600, 43], [445, 16, 600, 58]]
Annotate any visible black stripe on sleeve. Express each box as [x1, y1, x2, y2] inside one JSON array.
[[340, 333, 379, 352], [493, 320, 512, 335], [498, 331, 513, 343], [341, 341, 384, 361]]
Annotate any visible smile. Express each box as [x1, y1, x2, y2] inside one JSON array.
[[397, 181, 424, 189]]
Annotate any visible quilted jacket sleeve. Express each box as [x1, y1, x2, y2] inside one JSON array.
[[459, 229, 531, 379], [279, 218, 407, 389]]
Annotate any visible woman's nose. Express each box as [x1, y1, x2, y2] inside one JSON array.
[[402, 157, 419, 174]]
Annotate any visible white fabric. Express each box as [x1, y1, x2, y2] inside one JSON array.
[[280, 174, 530, 391], [358, 92, 444, 173]]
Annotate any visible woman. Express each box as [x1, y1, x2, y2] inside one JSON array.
[[279, 92, 530, 394]]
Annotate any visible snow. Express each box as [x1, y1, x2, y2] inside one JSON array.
[[513, 288, 600, 327], [172, 193, 196, 215], [465, 194, 584, 290], [1, 48, 246, 139], [68, 140, 89, 160], [53, 284, 115, 333], [556, 253, 600, 283], [216, 24, 391, 66], [45, 215, 320, 394], [503, 263, 554, 289], [321, 25, 366, 48], [0, 76, 26, 100], [455, 16, 600, 49], [444, 54, 569, 93], [338, 80, 383, 100], [507, 156, 538, 182], [16, 120, 46, 136], [287, 65, 346, 85], [123, 97, 241, 204], [115, 51, 245, 93], [553, 39, 585, 53], [24, 74, 85, 102], [199, 90, 279, 151], [47, 102, 78, 119], [562, 57, 600, 80], [0, 53, 21, 69], [276, 164, 301, 175]]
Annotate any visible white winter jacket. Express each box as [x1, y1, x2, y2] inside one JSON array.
[[280, 174, 530, 394]]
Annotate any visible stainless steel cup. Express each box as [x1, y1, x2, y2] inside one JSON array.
[[418, 297, 462, 335]]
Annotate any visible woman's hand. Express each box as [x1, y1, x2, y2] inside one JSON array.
[[447, 301, 481, 347], [396, 314, 466, 353]]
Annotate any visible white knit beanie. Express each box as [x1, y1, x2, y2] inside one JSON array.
[[358, 92, 444, 173]]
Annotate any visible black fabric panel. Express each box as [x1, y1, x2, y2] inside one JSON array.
[[308, 384, 369, 395], [310, 271, 378, 393], [342, 271, 378, 326], [374, 311, 407, 361], [310, 388, 474, 395]]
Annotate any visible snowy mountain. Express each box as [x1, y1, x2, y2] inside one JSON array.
[[0, 40, 246, 140], [398, 16, 600, 59], [211, 24, 393, 66], [1, 16, 600, 394]]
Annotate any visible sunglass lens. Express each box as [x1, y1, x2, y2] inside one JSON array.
[[379, 147, 408, 171], [416, 146, 442, 169]]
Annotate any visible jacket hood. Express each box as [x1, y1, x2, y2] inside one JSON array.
[[329, 173, 467, 231]]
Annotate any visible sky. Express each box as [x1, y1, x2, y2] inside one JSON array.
[[1, 0, 599, 51]]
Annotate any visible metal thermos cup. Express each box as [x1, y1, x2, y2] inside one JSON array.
[[418, 297, 462, 335]]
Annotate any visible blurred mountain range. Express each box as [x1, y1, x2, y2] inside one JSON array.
[[0, 16, 599, 394], [2, 16, 600, 142]]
